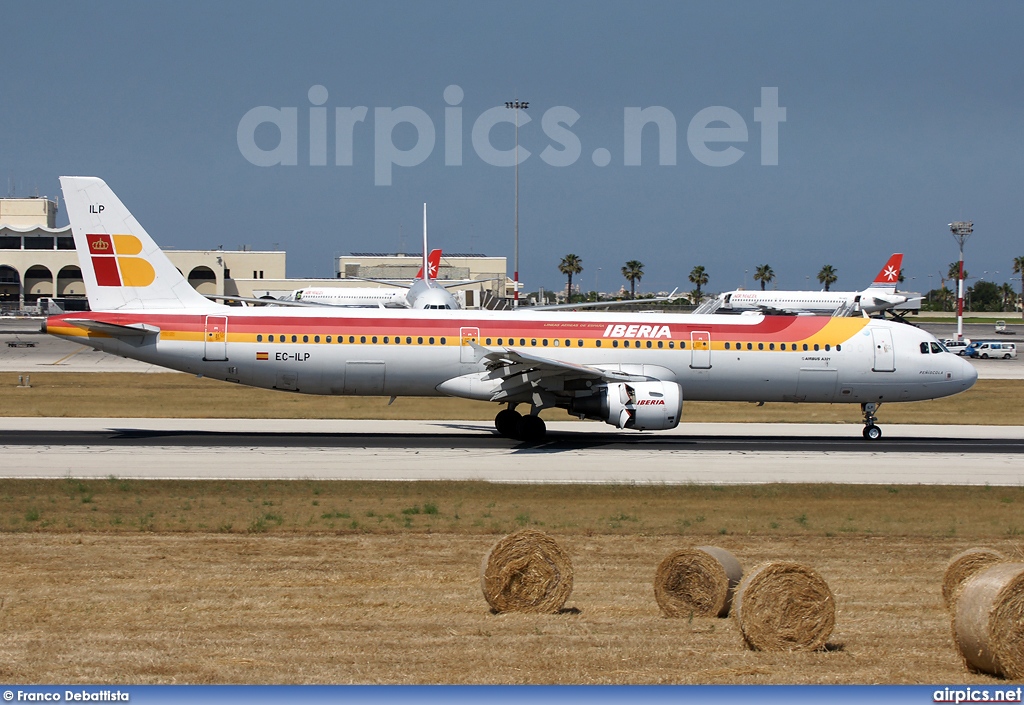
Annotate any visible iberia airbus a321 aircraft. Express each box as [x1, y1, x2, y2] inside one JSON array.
[[46, 177, 977, 441]]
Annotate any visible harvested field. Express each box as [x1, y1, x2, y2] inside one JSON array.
[[2, 480, 1024, 537], [0, 481, 1023, 683], [0, 533, 1023, 684]]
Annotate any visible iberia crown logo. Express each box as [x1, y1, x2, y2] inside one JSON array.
[[86, 234, 156, 287]]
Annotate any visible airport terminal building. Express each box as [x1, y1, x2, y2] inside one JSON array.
[[0, 197, 508, 311]]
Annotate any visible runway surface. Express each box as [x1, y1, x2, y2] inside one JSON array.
[[3, 418, 1022, 485]]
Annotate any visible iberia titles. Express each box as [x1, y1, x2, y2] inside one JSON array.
[[602, 324, 672, 339]]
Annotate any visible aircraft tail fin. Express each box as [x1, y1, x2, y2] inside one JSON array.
[[870, 253, 903, 292], [59, 177, 216, 311], [414, 249, 442, 281]]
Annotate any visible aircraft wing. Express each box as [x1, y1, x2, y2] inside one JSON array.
[[465, 344, 649, 403], [203, 295, 386, 308], [63, 319, 161, 340], [345, 277, 414, 290], [438, 277, 503, 290], [868, 294, 923, 308], [529, 289, 682, 312], [753, 305, 810, 316]]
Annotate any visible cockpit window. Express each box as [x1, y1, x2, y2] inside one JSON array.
[[920, 342, 930, 354], [930, 342, 944, 354]]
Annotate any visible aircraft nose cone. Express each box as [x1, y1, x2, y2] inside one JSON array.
[[961, 356, 979, 388]]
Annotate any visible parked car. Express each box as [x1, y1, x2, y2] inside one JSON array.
[[942, 339, 971, 355], [964, 341, 1017, 359]]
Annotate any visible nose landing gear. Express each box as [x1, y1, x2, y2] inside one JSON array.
[[861, 402, 882, 440]]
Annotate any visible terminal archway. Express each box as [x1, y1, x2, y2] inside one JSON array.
[[0, 265, 20, 303], [24, 265, 54, 303], [57, 265, 84, 297], [188, 266, 218, 295]]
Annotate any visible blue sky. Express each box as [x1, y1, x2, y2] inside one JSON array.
[[2, 1, 1021, 295]]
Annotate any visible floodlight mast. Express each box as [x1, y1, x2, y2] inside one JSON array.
[[505, 100, 528, 307], [949, 221, 974, 341]]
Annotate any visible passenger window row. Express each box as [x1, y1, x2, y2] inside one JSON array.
[[724, 342, 839, 352], [252, 334, 839, 351], [256, 334, 447, 345]]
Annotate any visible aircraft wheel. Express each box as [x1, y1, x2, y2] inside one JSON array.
[[494, 409, 522, 438], [516, 415, 547, 443], [863, 424, 882, 440]]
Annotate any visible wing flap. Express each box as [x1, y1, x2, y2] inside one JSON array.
[[479, 346, 647, 383]]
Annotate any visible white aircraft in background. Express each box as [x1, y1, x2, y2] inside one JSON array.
[[711, 254, 922, 316], [287, 248, 459, 309], [47, 178, 976, 442], [286, 206, 461, 310]]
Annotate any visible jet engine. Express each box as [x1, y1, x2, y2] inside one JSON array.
[[568, 381, 683, 431]]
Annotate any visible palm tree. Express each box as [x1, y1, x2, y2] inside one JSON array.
[[948, 261, 969, 282], [817, 264, 838, 292], [936, 285, 953, 312], [621, 260, 644, 299], [999, 282, 1016, 313], [753, 264, 774, 291], [558, 254, 583, 303], [1013, 255, 1024, 318], [688, 265, 709, 302]]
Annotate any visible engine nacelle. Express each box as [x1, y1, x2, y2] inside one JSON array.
[[569, 381, 683, 431]]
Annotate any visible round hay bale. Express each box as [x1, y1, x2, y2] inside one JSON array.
[[480, 529, 573, 614], [732, 561, 835, 652], [943, 548, 1005, 609], [953, 562, 1024, 679], [654, 546, 743, 618]]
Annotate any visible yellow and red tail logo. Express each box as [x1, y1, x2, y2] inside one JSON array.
[[87, 234, 155, 287]]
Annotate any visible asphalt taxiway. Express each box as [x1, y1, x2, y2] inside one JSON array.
[[1, 418, 1021, 485]]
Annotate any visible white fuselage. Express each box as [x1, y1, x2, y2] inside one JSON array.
[[47, 306, 976, 407], [719, 287, 910, 314], [291, 278, 458, 310]]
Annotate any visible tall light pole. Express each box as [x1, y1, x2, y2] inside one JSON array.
[[505, 100, 528, 307], [949, 221, 973, 341]]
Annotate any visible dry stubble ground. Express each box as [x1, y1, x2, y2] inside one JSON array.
[[0, 533, 1022, 684], [1, 374, 1023, 684], [1, 482, 1024, 684]]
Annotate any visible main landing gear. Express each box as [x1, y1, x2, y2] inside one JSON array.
[[861, 402, 882, 440], [494, 405, 547, 443]]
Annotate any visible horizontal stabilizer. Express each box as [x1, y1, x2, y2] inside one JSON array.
[[63, 319, 161, 339]]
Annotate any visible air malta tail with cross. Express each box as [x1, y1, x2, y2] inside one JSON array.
[[46, 177, 976, 441], [716, 254, 921, 315]]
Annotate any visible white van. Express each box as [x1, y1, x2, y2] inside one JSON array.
[[942, 338, 970, 355], [966, 341, 1016, 359]]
